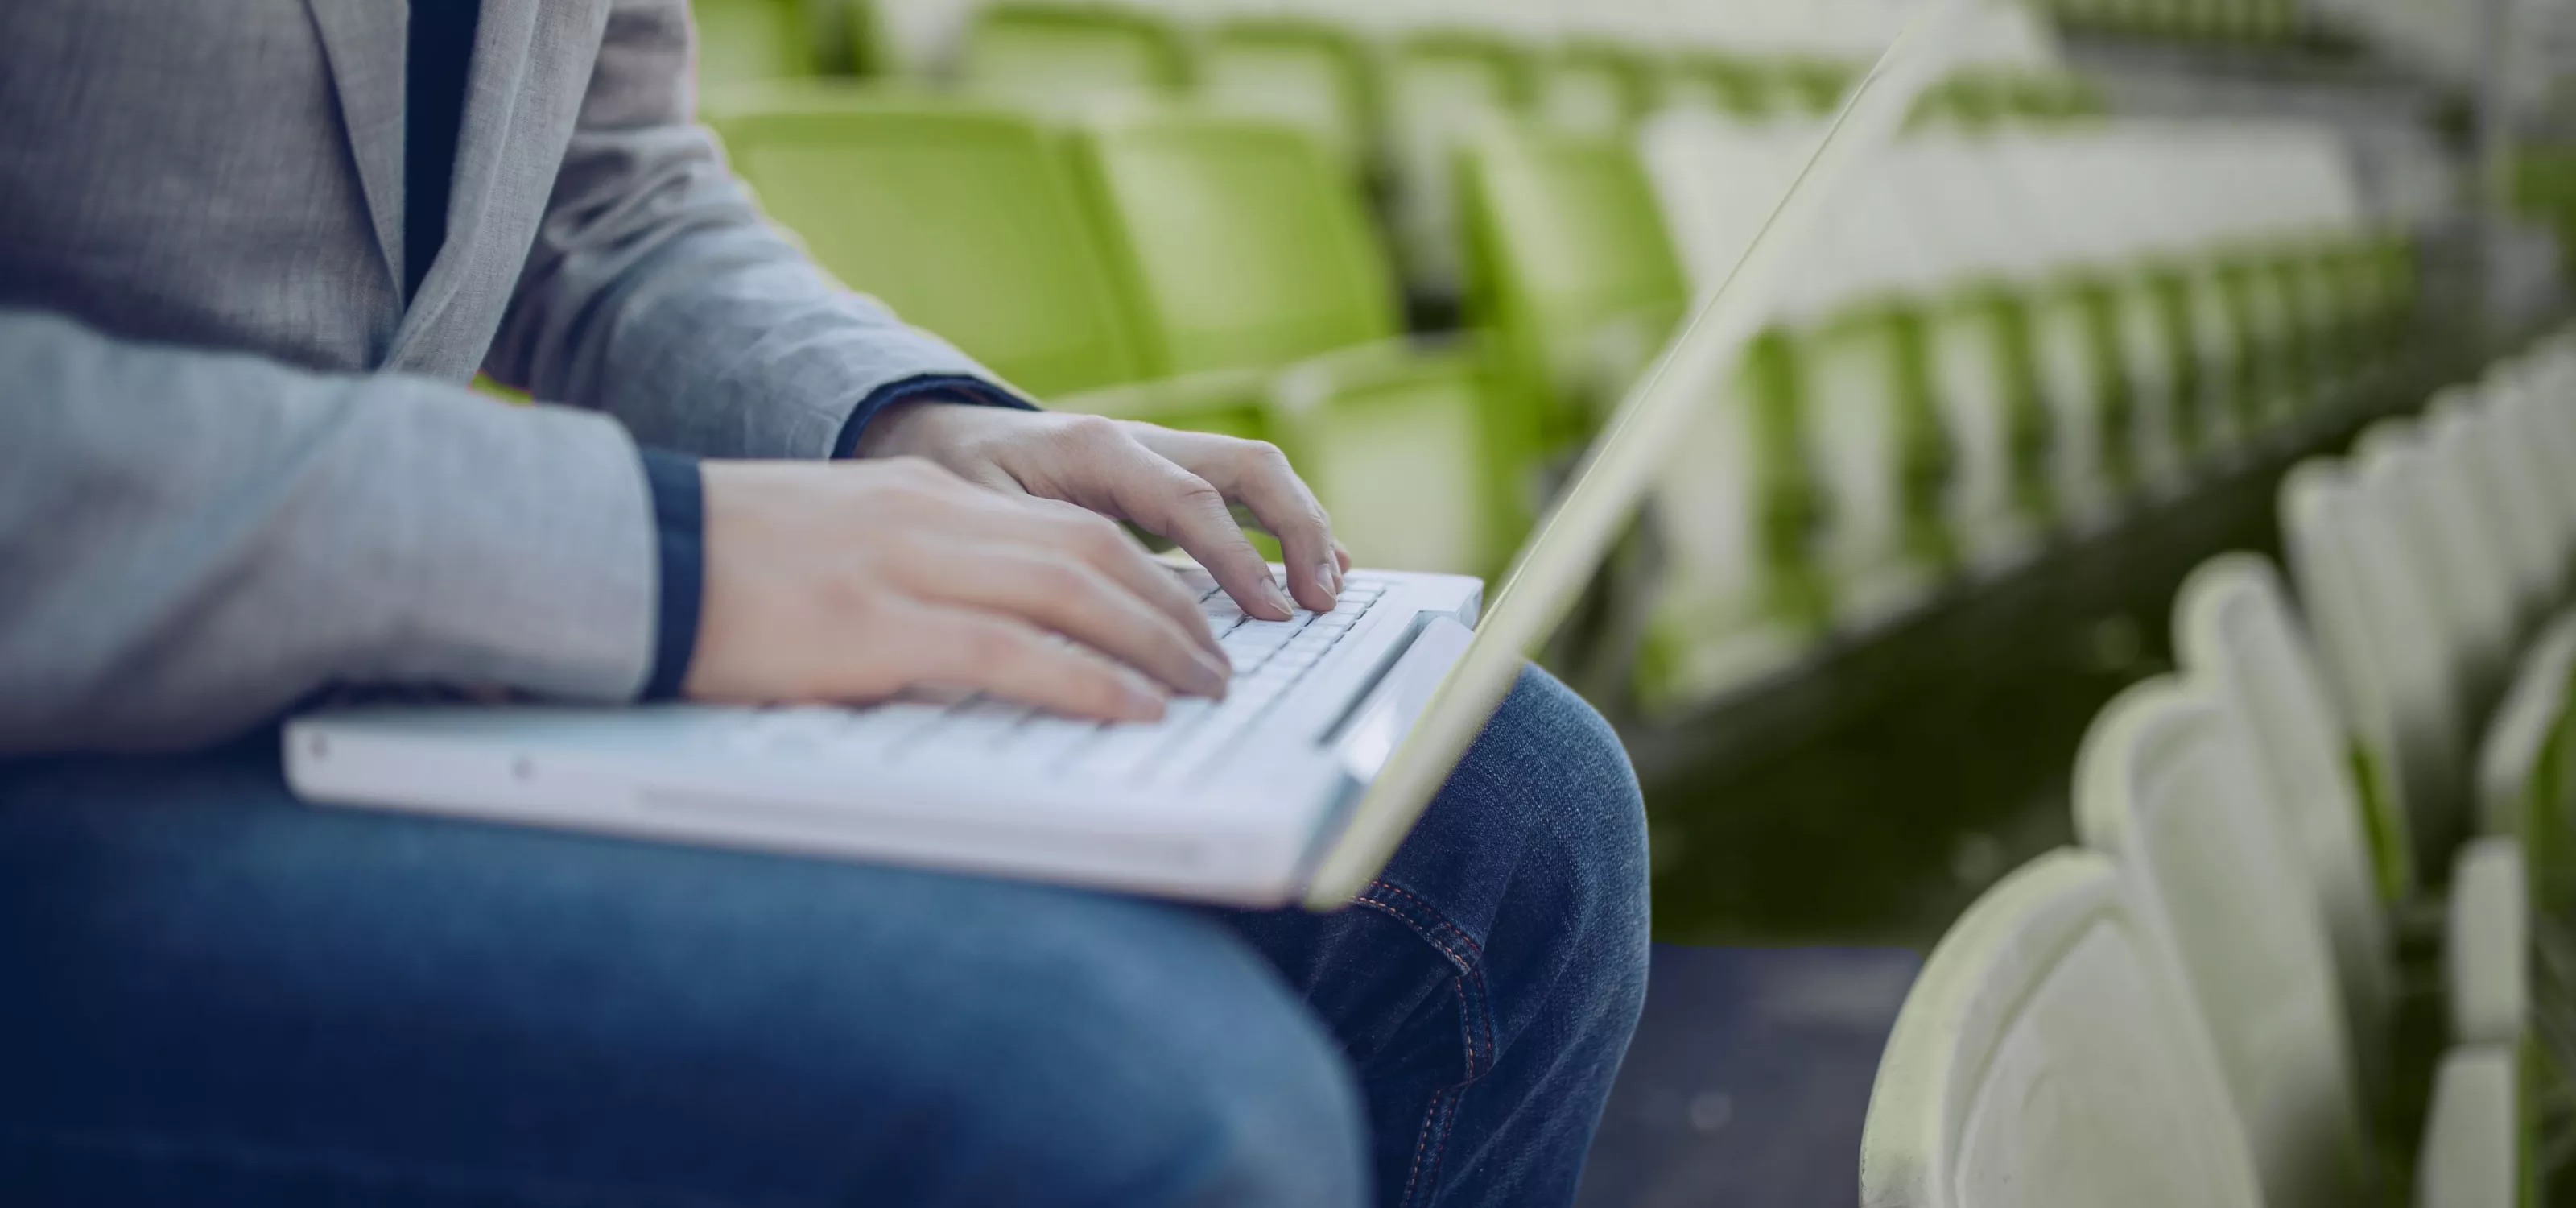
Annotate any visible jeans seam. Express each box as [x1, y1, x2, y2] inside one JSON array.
[[0, 1126, 762, 1208], [1360, 881, 1496, 1079], [1365, 880, 1485, 959], [1355, 879, 1498, 1208]]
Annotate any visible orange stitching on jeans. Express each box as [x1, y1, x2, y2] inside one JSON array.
[[1352, 896, 1480, 1079], [1368, 880, 1484, 957], [1397, 1084, 1455, 1208], [1362, 883, 1496, 1078]]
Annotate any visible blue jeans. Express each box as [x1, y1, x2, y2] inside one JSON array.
[[0, 667, 1649, 1207]]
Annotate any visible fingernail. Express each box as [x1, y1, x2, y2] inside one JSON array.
[[1192, 651, 1232, 698], [1120, 675, 1168, 720], [1260, 577, 1294, 618], [1316, 561, 1343, 598]]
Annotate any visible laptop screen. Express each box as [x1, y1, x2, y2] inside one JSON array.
[[1305, 0, 1984, 908]]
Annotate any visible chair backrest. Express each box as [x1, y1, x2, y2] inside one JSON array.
[[2174, 553, 2400, 1090], [2445, 837, 2529, 1047], [1195, 19, 1378, 172], [2415, 1044, 2523, 1208], [2074, 677, 2377, 1208], [2492, 359, 2576, 566], [2282, 457, 2466, 875], [1457, 122, 1689, 449], [704, 90, 1144, 399], [2476, 614, 2576, 842], [692, 0, 818, 87], [1637, 331, 1829, 709], [1859, 850, 2265, 1208], [2354, 417, 2513, 717], [2485, 367, 2576, 590], [1534, 41, 1654, 135], [1382, 31, 1534, 292], [957, 2, 1188, 115], [1063, 110, 1402, 379], [2434, 388, 2559, 626]]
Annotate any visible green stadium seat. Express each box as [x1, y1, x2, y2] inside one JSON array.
[[1657, 52, 1782, 119], [2074, 677, 2380, 1207], [1195, 18, 1380, 174], [2354, 419, 2517, 722], [2176, 553, 2405, 1101], [2283, 457, 2471, 893], [1062, 109, 1515, 574], [1455, 122, 1690, 462], [1633, 333, 1832, 711], [702, 89, 1145, 400], [2415, 1044, 2524, 1208], [1382, 30, 1535, 297], [1860, 850, 2268, 1208], [957, 2, 1189, 115], [1062, 112, 1398, 378], [692, 0, 823, 87], [1533, 41, 1655, 136]]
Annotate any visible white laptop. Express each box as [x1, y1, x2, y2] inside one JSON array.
[[284, 0, 1971, 910]]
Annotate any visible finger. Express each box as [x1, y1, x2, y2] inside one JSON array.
[[884, 599, 1171, 722], [890, 537, 1231, 699], [1042, 431, 1294, 621], [1333, 540, 1353, 575], [880, 459, 1219, 654], [1013, 496, 1226, 652], [1133, 428, 1342, 611]]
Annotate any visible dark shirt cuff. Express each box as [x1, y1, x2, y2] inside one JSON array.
[[830, 374, 1038, 461], [638, 447, 704, 701]]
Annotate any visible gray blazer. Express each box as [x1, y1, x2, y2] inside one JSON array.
[[0, 0, 1005, 755]]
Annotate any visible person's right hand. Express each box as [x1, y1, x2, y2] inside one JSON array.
[[682, 457, 1233, 722]]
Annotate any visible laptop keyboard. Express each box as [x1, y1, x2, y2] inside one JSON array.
[[722, 573, 1390, 785]]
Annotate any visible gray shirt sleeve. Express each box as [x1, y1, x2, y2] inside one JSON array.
[[0, 308, 658, 756], [485, 0, 1018, 461]]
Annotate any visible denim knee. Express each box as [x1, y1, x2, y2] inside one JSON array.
[[1393, 667, 1652, 1036], [1486, 668, 1652, 1007]]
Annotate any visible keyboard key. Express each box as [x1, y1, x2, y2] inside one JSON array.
[[1069, 720, 1184, 782], [997, 715, 1106, 766]]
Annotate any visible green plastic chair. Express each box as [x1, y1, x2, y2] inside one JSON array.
[[1195, 18, 1379, 176], [1455, 122, 1690, 462], [691, 0, 821, 87], [1381, 31, 1536, 297], [1062, 109, 1514, 574], [957, 3, 1189, 116], [1633, 329, 1833, 711], [1534, 42, 1656, 136], [702, 88, 1144, 400], [1658, 52, 1781, 120]]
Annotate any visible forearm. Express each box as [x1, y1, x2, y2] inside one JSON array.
[[0, 309, 659, 755]]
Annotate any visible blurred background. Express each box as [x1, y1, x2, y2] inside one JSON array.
[[675, 0, 2576, 1200]]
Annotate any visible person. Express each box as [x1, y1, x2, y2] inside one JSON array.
[[0, 2, 1650, 1204]]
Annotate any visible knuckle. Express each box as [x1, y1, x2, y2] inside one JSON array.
[[1174, 478, 1230, 516], [961, 623, 1027, 674], [1241, 440, 1292, 471], [1033, 558, 1094, 602]]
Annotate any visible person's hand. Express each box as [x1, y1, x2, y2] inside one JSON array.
[[856, 402, 1352, 619], [683, 457, 1238, 722]]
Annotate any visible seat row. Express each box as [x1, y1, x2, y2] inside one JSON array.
[[1861, 333, 2576, 1206], [729, 0, 2073, 89], [696, 0, 2107, 304], [1629, 117, 2413, 708]]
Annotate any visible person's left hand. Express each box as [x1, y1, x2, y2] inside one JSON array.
[[857, 401, 1352, 621]]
